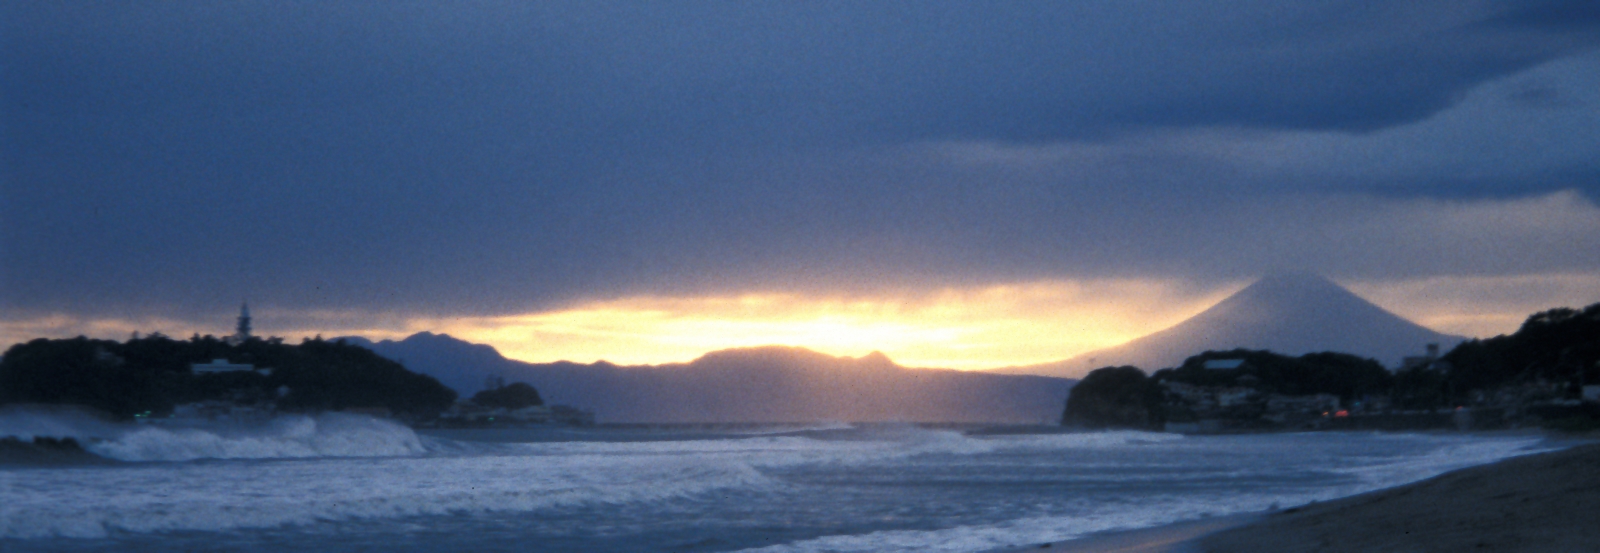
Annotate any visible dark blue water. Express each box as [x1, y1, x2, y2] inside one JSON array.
[[0, 410, 1555, 552]]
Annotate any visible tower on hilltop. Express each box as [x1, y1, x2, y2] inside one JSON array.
[[234, 302, 252, 343]]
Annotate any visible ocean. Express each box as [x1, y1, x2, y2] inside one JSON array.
[[0, 408, 1558, 552]]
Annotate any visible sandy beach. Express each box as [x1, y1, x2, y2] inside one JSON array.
[[1200, 441, 1600, 552], [985, 514, 1256, 553], [989, 440, 1600, 553]]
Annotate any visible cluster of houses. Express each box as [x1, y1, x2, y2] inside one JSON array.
[[431, 401, 594, 427], [171, 359, 596, 426], [155, 379, 596, 427], [1160, 380, 1349, 433], [180, 353, 595, 427], [1158, 358, 1352, 433], [1158, 348, 1600, 434], [160, 306, 595, 427]]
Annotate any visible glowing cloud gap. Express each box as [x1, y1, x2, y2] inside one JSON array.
[[5, 272, 1596, 372], [422, 280, 1234, 369]]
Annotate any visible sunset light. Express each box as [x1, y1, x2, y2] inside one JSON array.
[[8, 4, 1600, 549], [6, 273, 1596, 372], [411, 279, 1235, 369]]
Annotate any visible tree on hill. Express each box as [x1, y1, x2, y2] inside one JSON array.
[[0, 335, 457, 421], [1062, 366, 1158, 429], [1441, 302, 1600, 400], [471, 382, 544, 410], [1391, 362, 1449, 409], [270, 339, 457, 420], [0, 337, 171, 418], [1152, 349, 1391, 402]]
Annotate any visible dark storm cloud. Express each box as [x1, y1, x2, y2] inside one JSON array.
[[3, 1, 1599, 322], [1486, 0, 1600, 30]]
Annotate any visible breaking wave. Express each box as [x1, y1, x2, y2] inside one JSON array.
[[722, 434, 1552, 553], [1331, 434, 1553, 491], [0, 410, 1559, 546], [729, 496, 1250, 553], [0, 446, 776, 539], [0, 406, 425, 462]]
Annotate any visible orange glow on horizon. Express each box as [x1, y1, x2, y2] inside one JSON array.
[[6, 273, 1595, 376], [413, 279, 1238, 370], [1, 279, 1232, 371], [1344, 273, 1600, 339]]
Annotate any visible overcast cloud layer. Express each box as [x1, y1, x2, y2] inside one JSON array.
[[4, 0, 1600, 325]]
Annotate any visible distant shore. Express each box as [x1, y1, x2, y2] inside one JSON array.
[[987, 435, 1600, 553]]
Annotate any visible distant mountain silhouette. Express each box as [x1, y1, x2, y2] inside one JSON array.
[[1002, 273, 1466, 377], [336, 332, 509, 395], [336, 334, 1074, 424]]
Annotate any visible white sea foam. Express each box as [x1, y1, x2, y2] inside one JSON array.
[[0, 404, 123, 442], [728, 495, 1256, 553], [500, 428, 1186, 472], [493, 425, 999, 468], [723, 432, 1553, 553], [85, 413, 427, 461], [989, 429, 1185, 451], [0, 407, 426, 462], [729, 421, 857, 435], [1329, 433, 1552, 491], [0, 450, 775, 539], [0, 417, 1559, 546]]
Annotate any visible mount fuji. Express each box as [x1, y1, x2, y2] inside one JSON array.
[[1010, 273, 1467, 377]]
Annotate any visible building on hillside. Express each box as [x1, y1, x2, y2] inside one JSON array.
[[1159, 380, 1262, 417], [1160, 381, 1213, 409], [190, 358, 267, 375], [1215, 387, 1258, 408], [434, 401, 594, 427], [1399, 343, 1441, 371], [1262, 393, 1341, 426], [1203, 359, 1247, 370]]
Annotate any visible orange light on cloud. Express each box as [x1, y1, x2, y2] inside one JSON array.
[[416, 279, 1238, 370], [0, 313, 208, 347], [1345, 273, 1600, 339], [7, 274, 1595, 372]]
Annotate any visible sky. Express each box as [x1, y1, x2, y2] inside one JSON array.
[[4, 1, 1600, 372]]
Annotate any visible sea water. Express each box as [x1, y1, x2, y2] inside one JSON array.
[[0, 408, 1558, 552]]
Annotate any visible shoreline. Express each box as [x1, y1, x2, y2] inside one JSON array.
[[983, 514, 1258, 553], [988, 434, 1598, 553], [1199, 440, 1600, 552]]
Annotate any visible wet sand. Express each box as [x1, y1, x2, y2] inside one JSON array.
[[985, 514, 1256, 553], [988, 441, 1600, 553], [1199, 442, 1600, 552]]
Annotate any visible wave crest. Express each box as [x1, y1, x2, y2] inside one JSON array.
[[0, 406, 425, 462]]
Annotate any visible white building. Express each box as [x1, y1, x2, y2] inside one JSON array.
[[191, 358, 263, 374], [1203, 359, 1246, 370]]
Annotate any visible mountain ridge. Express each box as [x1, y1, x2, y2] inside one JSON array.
[[334, 334, 1075, 424], [1000, 273, 1466, 378]]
